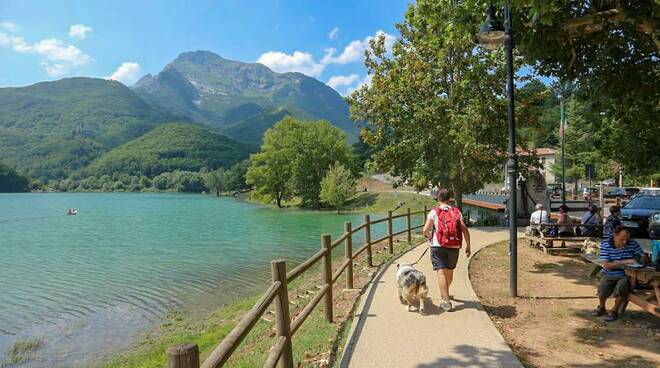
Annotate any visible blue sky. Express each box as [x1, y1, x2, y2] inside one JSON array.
[[0, 0, 411, 94]]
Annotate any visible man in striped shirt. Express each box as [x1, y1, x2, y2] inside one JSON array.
[[592, 226, 647, 322]]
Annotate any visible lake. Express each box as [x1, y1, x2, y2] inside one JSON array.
[[0, 193, 408, 367]]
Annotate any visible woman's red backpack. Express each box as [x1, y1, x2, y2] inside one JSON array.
[[434, 206, 463, 248]]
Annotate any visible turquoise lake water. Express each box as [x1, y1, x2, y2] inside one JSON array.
[[0, 193, 412, 367]]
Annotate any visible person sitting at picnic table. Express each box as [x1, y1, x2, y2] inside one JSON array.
[[603, 205, 622, 238], [530, 203, 549, 225], [592, 226, 648, 322], [557, 205, 573, 236], [580, 204, 601, 237]]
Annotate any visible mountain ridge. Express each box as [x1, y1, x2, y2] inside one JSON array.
[[133, 50, 357, 143]]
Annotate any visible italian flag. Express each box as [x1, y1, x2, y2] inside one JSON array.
[[560, 103, 567, 139]]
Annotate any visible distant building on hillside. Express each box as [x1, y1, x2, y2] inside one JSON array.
[[518, 147, 557, 184], [72, 123, 94, 138]]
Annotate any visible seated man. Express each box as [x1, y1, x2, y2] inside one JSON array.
[[580, 204, 602, 237], [592, 226, 646, 322], [527, 203, 549, 236], [603, 205, 622, 238], [529, 203, 549, 225]]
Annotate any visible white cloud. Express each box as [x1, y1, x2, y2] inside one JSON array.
[[106, 62, 141, 85], [256, 30, 396, 79], [327, 74, 359, 89], [322, 30, 395, 65], [329, 27, 339, 40], [344, 74, 373, 96], [0, 32, 92, 76], [1, 21, 17, 33], [257, 51, 324, 77], [68, 24, 92, 39]]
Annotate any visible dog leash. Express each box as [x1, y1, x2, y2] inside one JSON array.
[[409, 246, 429, 266]]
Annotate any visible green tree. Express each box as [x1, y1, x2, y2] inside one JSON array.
[[205, 169, 227, 196], [246, 117, 353, 208], [320, 162, 356, 213], [490, 0, 659, 176], [348, 0, 510, 208], [0, 163, 29, 192]]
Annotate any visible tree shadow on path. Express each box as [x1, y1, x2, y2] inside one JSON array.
[[415, 344, 525, 368]]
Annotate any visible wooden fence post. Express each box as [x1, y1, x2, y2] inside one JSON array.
[[167, 343, 200, 368], [406, 208, 412, 243], [387, 210, 394, 254], [364, 214, 372, 267], [322, 234, 333, 323], [423, 205, 428, 220], [344, 222, 354, 289], [271, 260, 294, 368]]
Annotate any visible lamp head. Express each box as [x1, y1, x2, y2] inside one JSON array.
[[477, 5, 505, 50]]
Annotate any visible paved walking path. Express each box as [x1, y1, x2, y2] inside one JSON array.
[[341, 228, 524, 368]]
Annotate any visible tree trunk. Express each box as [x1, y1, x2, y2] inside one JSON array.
[[452, 182, 463, 211]]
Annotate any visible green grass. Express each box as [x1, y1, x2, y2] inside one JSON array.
[[345, 191, 436, 215], [1, 337, 44, 367]]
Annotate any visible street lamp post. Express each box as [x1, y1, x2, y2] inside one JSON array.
[[477, 2, 518, 297], [560, 98, 567, 206]]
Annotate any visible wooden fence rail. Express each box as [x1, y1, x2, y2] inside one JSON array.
[[167, 207, 428, 368]]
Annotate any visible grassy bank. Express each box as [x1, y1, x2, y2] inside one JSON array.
[[102, 234, 425, 368], [345, 191, 435, 215], [244, 190, 436, 217]]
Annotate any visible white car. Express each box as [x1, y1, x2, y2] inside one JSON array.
[[638, 188, 660, 196]]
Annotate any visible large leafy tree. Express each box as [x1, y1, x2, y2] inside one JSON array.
[[246, 117, 353, 208], [482, 0, 660, 176], [0, 163, 29, 193], [320, 162, 356, 213], [348, 0, 510, 208]]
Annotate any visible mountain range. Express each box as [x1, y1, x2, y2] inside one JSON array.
[[133, 51, 357, 142], [0, 51, 357, 180]]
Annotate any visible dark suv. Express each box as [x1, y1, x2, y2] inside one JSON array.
[[620, 195, 660, 237]]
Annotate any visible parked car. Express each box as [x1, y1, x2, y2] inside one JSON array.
[[649, 212, 660, 239], [582, 187, 599, 201], [604, 187, 626, 198], [547, 183, 563, 198], [638, 187, 660, 196], [620, 195, 660, 238], [624, 187, 640, 198]]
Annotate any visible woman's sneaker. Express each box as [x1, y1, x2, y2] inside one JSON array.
[[440, 299, 453, 312]]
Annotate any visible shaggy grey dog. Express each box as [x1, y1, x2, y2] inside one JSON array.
[[396, 264, 428, 314]]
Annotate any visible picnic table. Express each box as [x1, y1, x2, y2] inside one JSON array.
[[525, 222, 602, 255], [582, 255, 660, 318], [624, 266, 660, 318]]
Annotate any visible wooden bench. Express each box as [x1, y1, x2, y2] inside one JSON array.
[[581, 255, 660, 318], [625, 267, 660, 318], [525, 223, 596, 255]]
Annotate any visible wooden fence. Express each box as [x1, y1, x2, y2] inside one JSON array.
[[166, 206, 429, 368]]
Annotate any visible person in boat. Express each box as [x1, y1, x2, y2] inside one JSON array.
[[66, 208, 78, 215]]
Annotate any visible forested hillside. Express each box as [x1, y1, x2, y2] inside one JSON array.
[[84, 123, 253, 177], [0, 77, 174, 179]]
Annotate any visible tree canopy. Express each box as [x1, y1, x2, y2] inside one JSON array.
[[246, 117, 353, 208], [0, 163, 29, 193], [492, 0, 659, 176], [348, 0, 512, 207], [320, 162, 356, 213]]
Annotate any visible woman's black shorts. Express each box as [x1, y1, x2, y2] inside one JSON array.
[[430, 247, 460, 270]]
